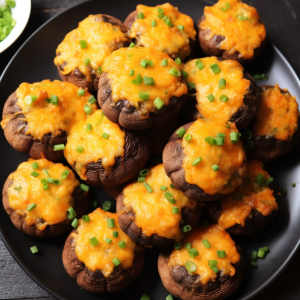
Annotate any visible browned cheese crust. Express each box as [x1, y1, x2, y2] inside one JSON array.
[[2, 177, 89, 238], [98, 72, 188, 130], [158, 246, 244, 300], [80, 128, 151, 187], [246, 85, 300, 162], [2, 92, 67, 161], [57, 15, 131, 92], [183, 60, 260, 130], [62, 230, 145, 293], [116, 192, 202, 247], [205, 200, 278, 236], [197, 16, 267, 64], [124, 11, 196, 62], [163, 122, 222, 202]]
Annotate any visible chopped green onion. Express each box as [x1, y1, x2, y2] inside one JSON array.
[[84, 104, 92, 114], [144, 76, 155, 86], [208, 259, 217, 268], [140, 293, 151, 300], [172, 207, 179, 214], [211, 266, 219, 273], [185, 134, 192, 142], [103, 200, 111, 211], [14, 186, 22, 193], [80, 183, 89, 192], [82, 215, 90, 222], [211, 164, 220, 172], [71, 218, 79, 228], [252, 251, 258, 261], [218, 78, 226, 89], [151, 19, 156, 27], [79, 40, 87, 48], [67, 207, 76, 219], [61, 170, 69, 179], [279, 187, 287, 196], [105, 238, 112, 244], [97, 67, 102, 74], [292, 182, 296, 187], [202, 239, 211, 249], [113, 231, 118, 238], [195, 59, 205, 70], [182, 225, 191, 232], [31, 162, 39, 170], [129, 42, 136, 48], [168, 68, 181, 77], [30, 171, 39, 178], [251, 261, 257, 268], [129, 69, 135, 76], [102, 133, 110, 139], [138, 177, 145, 182], [89, 237, 99, 247], [177, 25, 184, 31], [25, 95, 37, 106], [161, 58, 168, 66], [154, 97, 164, 109], [185, 242, 192, 249], [188, 82, 196, 91], [207, 94, 215, 102], [84, 58, 90, 65], [112, 258, 121, 266], [175, 57, 181, 65], [170, 184, 175, 188], [166, 295, 174, 300], [217, 133, 225, 138], [160, 185, 168, 191], [192, 157, 202, 166], [53, 144, 65, 151], [131, 73, 143, 85], [217, 250, 227, 258], [205, 136, 216, 145], [54, 179, 61, 185], [27, 203, 36, 212], [188, 248, 199, 258], [164, 191, 176, 204], [75, 145, 84, 154], [219, 94, 228, 102], [143, 182, 153, 193], [257, 250, 266, 259], [157, 7, 164, 13], [140, 59, 149, 68], [92, 200, 98, 208], [230, 132, 239, 143], [118, 241, 126, 249], [261, 74, 268, 80], [107, 218, 115, 228], [42, 183, 49, 190], [164, 17, 173, 27], [137, 12, 144, 19], [78, 89, 85, 96], [174, 242, 181, 250], [139, 169, 149, 176], [176, 127, 186, 138], [30, 246, 39, 254], [47, 177, 54, 183], [158, 13, 164, 19], [210, 63, 221, 74], [88, 95, 97, 105], [85, 123, 92, 133], [182, 70, 188, 79], [254, 74, 262, 80], [214, 137, 224, 146], [185, 260, 197, 273], [259, 246, 269, 253]]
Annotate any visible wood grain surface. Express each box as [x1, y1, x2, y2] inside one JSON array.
[[0, 0, 300, 299]]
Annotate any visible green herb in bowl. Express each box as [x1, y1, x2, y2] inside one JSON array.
[[0, 0, 17, 42]]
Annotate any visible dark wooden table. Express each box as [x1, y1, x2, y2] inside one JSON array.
[[0, 0, 300, 299]]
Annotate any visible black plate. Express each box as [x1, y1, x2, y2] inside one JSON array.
[[1, 0, 300, 299]]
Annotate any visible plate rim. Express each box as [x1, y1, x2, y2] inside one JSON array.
[[1, 1, 300, 299]]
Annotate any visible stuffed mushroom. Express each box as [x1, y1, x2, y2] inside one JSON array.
[[163, 118, 247, 202], [63, 208, 145, 293], [2, 158, 89, 237], [158, 224, 244, 300], [1, 80, 97, 161], [198, 0, 266, 64], [54, 14, 131, 92], [182, 57, 260, 129], [245, 84, 300, 161], [98, 46, 188, 130], [64, 109, 151, 187], [205, 160, 278, 236], [124, 3, 196, 62], [116, 164, 202, 247]]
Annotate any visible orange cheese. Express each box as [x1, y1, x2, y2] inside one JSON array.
[[75, 208, 136, 277], [1, 80, 97, 140], [253, 84, 299, 141], [128, 3, 196, 58], [7, 159, 79, 230], [219, 160, 278, 229], [54, 15, 129, 82], [183, 57, 250, 122], [64, 109, 125, 180], [200, 0, 266, 59], [122, 164, 197, 240], [168, 224, 240, 285], [102, 47, 187, 117], [182, 118, 246, 195]]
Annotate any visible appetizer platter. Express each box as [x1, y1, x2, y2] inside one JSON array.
[[0, 0, 300, 300]]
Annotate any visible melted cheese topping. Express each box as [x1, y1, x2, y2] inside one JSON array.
[[168, 224, 240, 285], [128, 3, 196, 58], [75, 208, 136, 277], [1, 80, 97, 140], [54, 15, 129, 82], [200, 0, 266, 59], [219, 160, 278, 229], [122, 164, 197, 240], [183, 57, 250, 122], [182, 118, 246, 195], [64, 109, 125, 180], [253, 84, 299, 141], [102, 47, 187, 117], [7, 159, 79, 230]]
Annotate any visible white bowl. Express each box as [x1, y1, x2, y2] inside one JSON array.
[[0, 0, 31, 53]]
